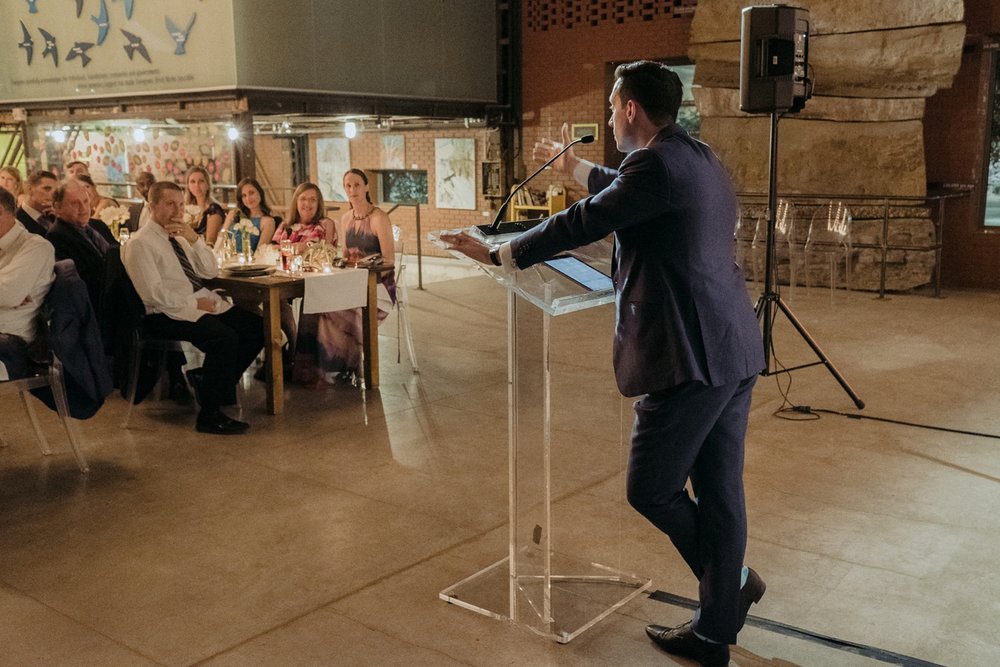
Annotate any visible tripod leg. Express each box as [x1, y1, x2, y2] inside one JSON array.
[[774, 296, 865, 409], [754, 293, 777, 375]]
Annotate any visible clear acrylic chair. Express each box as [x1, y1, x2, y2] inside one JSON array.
[[120, 328, 191, 429], [392, 225, 418, 373], [751, 199, 797, 300], [804, 201, 853, 300], [734, 208, 759, 287], [0, 354, 89, 473]]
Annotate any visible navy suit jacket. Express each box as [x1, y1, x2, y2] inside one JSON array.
[[127, 201, 144, 232], [30, 260, 112, 419], [16, 207, 48, 236], [511, 124, 763, 397], [46, 218, 117, 313]]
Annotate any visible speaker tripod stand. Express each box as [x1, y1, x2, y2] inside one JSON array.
[[754, 110, 865, 410]]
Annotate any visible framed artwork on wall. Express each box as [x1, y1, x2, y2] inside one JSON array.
[[434, 138, 476, 210], [316, 137, 351, 201], [380, 135, 405, 169], [571, 123, 599, 142]]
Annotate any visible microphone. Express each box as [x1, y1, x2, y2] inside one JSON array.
[[476, 134, 594, 237]]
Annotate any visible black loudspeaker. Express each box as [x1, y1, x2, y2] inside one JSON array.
[[739, 5, 811, 113]]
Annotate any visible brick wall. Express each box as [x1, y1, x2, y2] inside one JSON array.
[[520, 0, 694, 199], [924, 0, 1000, 289]]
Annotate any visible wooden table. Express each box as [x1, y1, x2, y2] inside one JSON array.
[[207, 268, 384, 414]]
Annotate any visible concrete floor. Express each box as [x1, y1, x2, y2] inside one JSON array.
[[1, 267, 999, 666]]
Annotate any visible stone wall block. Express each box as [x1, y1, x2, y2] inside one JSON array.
[[691, 0, 963, 48], [702, 117, 927, 197], [690, 24, 965, 98], [693, 87, 925, 122]]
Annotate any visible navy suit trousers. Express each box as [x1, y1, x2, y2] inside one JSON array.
[[626, 374, 756, 644]]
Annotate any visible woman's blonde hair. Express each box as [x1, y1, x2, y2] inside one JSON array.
[[183, 164, 215, 206], [0, 166, 23, 196]]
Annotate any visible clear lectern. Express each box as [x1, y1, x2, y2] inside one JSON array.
[[431, 228, 652, 643]]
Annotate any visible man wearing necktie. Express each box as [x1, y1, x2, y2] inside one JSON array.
[[122, 181, 263, 435], [47, 179, 117, 313]]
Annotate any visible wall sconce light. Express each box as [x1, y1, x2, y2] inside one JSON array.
[[227, 126, 240, 141], [344, 121, 357, 139]]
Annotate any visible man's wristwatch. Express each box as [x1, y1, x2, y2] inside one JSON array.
[[489, 247, 502, 266]]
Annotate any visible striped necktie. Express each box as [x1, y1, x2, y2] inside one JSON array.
[[169, 236, 203, 291]]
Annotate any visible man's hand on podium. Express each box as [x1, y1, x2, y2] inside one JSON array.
[[440, 231, 491, 265]]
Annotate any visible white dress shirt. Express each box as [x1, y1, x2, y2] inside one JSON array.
[[122, 221, 229, 322], [138, 201, 151, 229], [0, 221, 55, 342]]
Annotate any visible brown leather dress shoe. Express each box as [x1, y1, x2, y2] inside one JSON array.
[[646, 621, 729, 666], [738, 567, 766, 630]]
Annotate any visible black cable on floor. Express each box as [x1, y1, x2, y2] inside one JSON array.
[[792, 406, 1000, 441], [649, 590, 945, 667], [762, 308, 999, 439]]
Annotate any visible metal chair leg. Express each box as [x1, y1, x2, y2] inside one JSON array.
[[49, 359, 89, 473], [21, 388, 53, 455]]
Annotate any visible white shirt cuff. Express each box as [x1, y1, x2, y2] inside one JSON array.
[[498, 241, 516, 270], [573, 160, 596, 188]]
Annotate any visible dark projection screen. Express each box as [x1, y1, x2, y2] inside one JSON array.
[[233, 0, 497, 103]]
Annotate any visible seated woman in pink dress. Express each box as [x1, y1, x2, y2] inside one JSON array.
[[304, 169, 396, 385]]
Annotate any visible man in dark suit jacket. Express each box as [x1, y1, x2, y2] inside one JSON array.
[[443, 61, 765, 665], [15, 170, 59, 236], [46, 179, 117, 312], [126, 171, 156, 232]]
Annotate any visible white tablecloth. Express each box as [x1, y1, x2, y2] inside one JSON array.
[[302, 268, 368, 314]]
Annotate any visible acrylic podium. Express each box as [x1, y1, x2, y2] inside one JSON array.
[[431, 228, 652, 643]]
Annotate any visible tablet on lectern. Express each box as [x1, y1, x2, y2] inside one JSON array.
[[542, 256, 613, 292]]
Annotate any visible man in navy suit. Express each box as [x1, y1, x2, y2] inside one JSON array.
[[46, 179, 117, 313], [443, 61, 765, 665], [15, 170, 58, 236]]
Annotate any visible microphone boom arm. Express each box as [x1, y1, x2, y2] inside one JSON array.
[[488, 134, 593, 231]]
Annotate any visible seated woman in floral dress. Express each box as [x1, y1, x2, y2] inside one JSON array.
[[272, 182, 338, 383], [304, 168, 396, 385]]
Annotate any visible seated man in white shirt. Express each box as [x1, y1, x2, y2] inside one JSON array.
[[0, 187, 55, 381], [122, 181, 263, 435]]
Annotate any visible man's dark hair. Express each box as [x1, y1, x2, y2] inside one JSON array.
[[0, 186, 16, 214], [613, 61, 683, 126], [148, 180, 183, 205], [135, 171, 156, 187], [26, 170, 58, 187]]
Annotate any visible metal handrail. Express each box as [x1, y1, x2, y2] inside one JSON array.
[[736, 189, 970, 297]]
